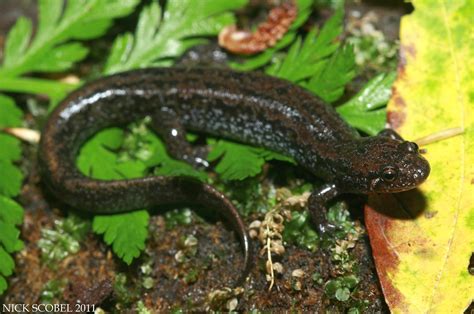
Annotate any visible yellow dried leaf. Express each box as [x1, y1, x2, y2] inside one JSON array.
[[365, 0, 474, 313]]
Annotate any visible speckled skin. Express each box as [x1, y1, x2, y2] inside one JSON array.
[[38, 67, 430, 284]]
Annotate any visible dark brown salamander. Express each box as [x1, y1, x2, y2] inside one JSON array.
[[38, 67, 430, 286]]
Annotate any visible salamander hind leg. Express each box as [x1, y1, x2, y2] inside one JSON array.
[[150, 111, 209, 168], [308, 183, 341, 235]]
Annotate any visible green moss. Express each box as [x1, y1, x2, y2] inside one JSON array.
[[221, 178, 274, 216], [282, 210, 319, 251], [324, 275, 359, 302], [40, 279, 67, 304], [136, 300, 152, 314], [183, 268, 199, 284], [164, 208, 194, 229], [113, 273, 140, 307], [38, 215, 90, 267]]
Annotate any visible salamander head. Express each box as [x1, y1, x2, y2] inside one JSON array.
[[336, 136, 430, 193]]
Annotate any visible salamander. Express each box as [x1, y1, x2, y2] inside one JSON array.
[[38, 67, 430, 286]]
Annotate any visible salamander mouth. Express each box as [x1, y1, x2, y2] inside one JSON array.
[[376, 185, 419, 193], [370, 178, 415, 193], [370, 181, 421, 193]]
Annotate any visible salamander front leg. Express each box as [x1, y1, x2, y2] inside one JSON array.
[[151, 114, 209, 168], [308, 183, 341, 235]]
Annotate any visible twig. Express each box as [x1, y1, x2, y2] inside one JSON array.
[[414, 127, 464, 146]]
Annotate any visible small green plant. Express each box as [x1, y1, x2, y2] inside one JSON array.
[[208, 140, 294, 181], [40, 279, 67, 304], [136, 300, 152, 314], [327, 202, 358, 239], [183, 268, 200, 284], [336, 72, 396, 135], [103, 0, 246, 74], [113, 272, 142, 307], [346, 12, 398, 73], [0, 198, 23, 294], [0, 0, 139, 104], [38, 215, 90, 265], [93, 211, 149, 265], [311, 271, 324, 285], [324, 275, 359, 302], [347, 300, 371, 314], [320, 201, 365, 306], [0, 95, 24, 294], [139, 256, 155, 290], [221, 178, 275, 216], [282, 211, 319, 251], [164, 208, 194, 230]]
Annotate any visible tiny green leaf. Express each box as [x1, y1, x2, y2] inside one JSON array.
[[325, 278, 341, 296], [93, 211, 149, 265], [104, 33, 134, 71], [0, 95, 23, 127], [0, 0, 139, 77], [155, 159, 208, 182], [342, 275, 359, 289], [337, 72, 396, 135], [341, 72, 396, 111], [3, 17, 33, 68], [208, 139, 295, 181], [77, 128, 146, 180], [0, 222, 21, 253], [208, 141, 263, 180], [0, 247, 15, 277], [0, 274, 7, 295], [267, 9, 343, 82], [283, 210, 319, 251], [306, 44, 357, 103], [32, 43, 89, 72], [37, 0, 63, 37], [0, 135, 21, 162], [0, 161, 23, 198], [38, 215, 90, 265], [165, 209, 194, 229], [335, 287, 351, 301], [324, 275, 360, 301], [0, 196, 24, 226], [209, 141, 263, 180], [104, 0, 247, 74], [0, 95, 24, 296]]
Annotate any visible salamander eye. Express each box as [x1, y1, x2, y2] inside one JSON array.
[[401, 141, 419, 153], [381, 166, 397, 182]]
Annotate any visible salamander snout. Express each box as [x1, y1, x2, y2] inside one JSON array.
[[399, 141, 430, 186], [404, 152, 430, 185]]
